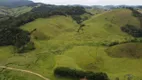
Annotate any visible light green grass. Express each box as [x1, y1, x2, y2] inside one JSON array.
[[64, 46, 97, 70], [21, 16, 79, 38], [0, 9, 142, 80], [64, 46, 142, 80], [82, 9, 140, 42], [0, 46, 13, 62]]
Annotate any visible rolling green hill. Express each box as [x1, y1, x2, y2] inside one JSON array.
[[82, 9, 140, 42], [0, 6, 33, 22], [0, 6, 33, 17], [0, 8, 142, 80]]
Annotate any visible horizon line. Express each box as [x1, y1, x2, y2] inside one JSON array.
[[33, 2, 142, 6]]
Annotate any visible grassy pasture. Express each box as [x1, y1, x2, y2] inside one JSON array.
[[0, 9, 142, 80]]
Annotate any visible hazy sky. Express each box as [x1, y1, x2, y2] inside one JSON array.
[[31, 0, 142, 5]]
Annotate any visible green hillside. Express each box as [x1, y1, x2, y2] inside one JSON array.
[[21, 16, 79, 39], [82, 9, 140, 42], [106, 43, 142, 58], [0, 8, 142, 80], [0, 6, 32, 16], [0, 6, 33, 22]]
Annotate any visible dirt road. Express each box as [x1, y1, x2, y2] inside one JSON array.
[[0, 66, 50, 80]]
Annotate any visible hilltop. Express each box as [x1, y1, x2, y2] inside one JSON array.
[[0, 0, 33, 7]]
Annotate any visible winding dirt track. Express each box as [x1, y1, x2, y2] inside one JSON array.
[[0, 66, 50, 80]]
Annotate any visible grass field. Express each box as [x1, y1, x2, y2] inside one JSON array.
[[0, 9, 142, 80]]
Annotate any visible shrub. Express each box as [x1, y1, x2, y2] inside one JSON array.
[[54, 67, 85, 78], [86, 71, 109, 80], [108, 41, 119, 46], [54, 67, 109, 80]]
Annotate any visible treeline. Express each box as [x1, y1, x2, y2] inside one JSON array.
[[0, 4, 87, 28], [54, 67, 109, 80], [0, 4, 87, 53], [121, 25, 142, 37], [0, 27, 30, 46], [31, 5, 87, 24]]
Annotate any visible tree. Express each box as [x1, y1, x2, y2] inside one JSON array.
[[54, 67, 109, 80]]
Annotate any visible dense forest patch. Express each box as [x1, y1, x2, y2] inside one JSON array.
[[0, 27, 30, 45], [54, 67, 109, 80], [121, 24, 142, 37]]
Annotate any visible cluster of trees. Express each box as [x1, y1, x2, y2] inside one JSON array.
[[131, 8, 142, 17], [54, 67, 109, 80], [121, 25, 142, 37], [0, 27, 30, 46], [0, 27, 31, 53]]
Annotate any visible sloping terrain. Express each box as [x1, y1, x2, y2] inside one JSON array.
[[0, 16, 79, 80], [82, 9, 140, 42], [106, 43, 142, 58], [0, 69, 43, 80], [0, 3, 45, 21], [0, 8, 142, 80]]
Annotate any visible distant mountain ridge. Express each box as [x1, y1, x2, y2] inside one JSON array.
[[0, 0, 34, 7]]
